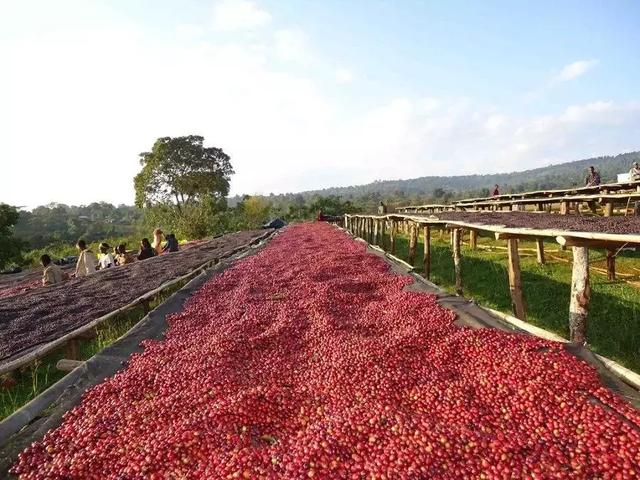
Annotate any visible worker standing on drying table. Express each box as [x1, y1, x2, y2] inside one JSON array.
[[41, 254, 65, 286], [378, 201, 387, 214], [629, 162, 640, 182], [492, 184, 500, 196], [74, 239, 97, 277], [585, 166, 601, 186]]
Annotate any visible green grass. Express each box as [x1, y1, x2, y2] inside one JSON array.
[[0, 281, 186, 420], [374, 229, 640, 373]]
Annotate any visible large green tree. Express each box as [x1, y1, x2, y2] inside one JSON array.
[[134, 136, 234, 211], [0, 204, 24, 270], [134, 136, 234, 239]]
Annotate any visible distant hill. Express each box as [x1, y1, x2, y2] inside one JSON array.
[[232, 151, 640, 207], [303, 151, 640, 198]]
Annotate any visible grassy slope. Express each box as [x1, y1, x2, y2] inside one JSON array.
[[386, 231, 640, 373]]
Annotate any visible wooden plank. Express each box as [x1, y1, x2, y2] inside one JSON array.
[[56, 359, 83, 372], [423, 225, 431, 280], [569, 246, 590, 345], [408, 222, 418, 265], [536, 239, 545, 265], [452, 229, 462, 296], [555, 235, 639, 249], [506, 238, 526, 320]]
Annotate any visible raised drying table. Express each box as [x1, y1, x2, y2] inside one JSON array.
[[0, 230, 274, 375], [345, 211, 640, 346]]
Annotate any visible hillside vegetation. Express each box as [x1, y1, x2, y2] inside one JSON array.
[[241, 151, 640, 209]]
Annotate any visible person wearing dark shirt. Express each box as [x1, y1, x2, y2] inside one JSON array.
[[492, 184, 500, 196], [378, 201, 387, 214], [162, 233, 179, 253], [585, 166, 601, 186], [137, 238, 156, 260]]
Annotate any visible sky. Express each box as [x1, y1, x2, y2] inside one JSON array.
[[1, 0, 639, 207]]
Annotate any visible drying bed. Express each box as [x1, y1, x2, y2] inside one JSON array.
[[0, 230, 267, 364], [9, 222, 640, 478], [413, 211, 640, 235]]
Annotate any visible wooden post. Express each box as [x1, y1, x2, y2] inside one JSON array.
[[506, 238, 526, 320], [604, 202, 613, 217], [65, 338, 80, 361], [423, 226, 431, 279], [569, 246, 590, 345], [390, 220, 397, 254], [373, 219, 379, 245], [606, 249, 616, 281], [453, 229, 462, 296], [536, 239, 545, 264], [537, 202, 544, 212], [560, 201, 569, 215], [380, 220, 387, 250], [141, 299, 151, 314], [469, 230, 477, 250], [408, 223, 418, 265]]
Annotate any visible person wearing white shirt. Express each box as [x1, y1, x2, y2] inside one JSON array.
[[98, 243, 115, 270], [74, 239, 97, 277]]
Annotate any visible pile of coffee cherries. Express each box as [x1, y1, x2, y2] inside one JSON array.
[[12, 223, 640, 478]]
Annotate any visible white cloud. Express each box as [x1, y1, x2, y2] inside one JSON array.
[[556, 59, 599, 82], [274, 29, 308, 63], [175, 23, 206, 38], [212, 0, 271, 32], [334, 68, 354, 84]]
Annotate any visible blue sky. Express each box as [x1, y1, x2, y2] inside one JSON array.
[[1, 0, 639, 206]]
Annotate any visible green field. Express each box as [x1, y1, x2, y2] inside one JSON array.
[[379, 229, 640, 373]]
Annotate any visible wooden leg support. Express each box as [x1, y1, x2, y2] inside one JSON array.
[[506, 239, 526, 320], [423, 226, 431, 280], [65, 338, 80, 361], [606, 249, 616, 281], [453, 229, 463, 296], [408, 223, 418, 265], [469, 230, 477, 250], [390, 221, 397, 255], [569, 247, 590, 345], [536, 239, 545, 265]]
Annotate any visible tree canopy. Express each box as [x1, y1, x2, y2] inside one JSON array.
[[134, 136, 234, 211], [0, 204, 24, 270]]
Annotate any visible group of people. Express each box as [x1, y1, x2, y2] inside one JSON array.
[[41, 228, 180, 286]]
